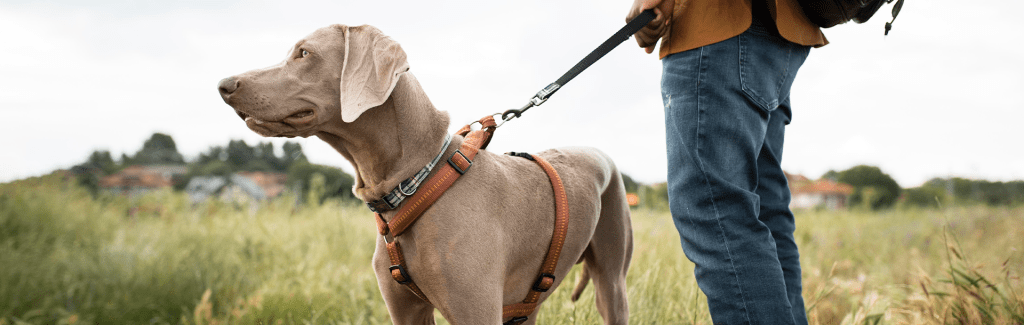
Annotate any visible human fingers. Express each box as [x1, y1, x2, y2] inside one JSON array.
[[634, 26, 663, 49]]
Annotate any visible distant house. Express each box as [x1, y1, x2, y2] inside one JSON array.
[[99, 165, 187, 197], [786, 172, 854, 210], [237, 171, 287, 198], [185, 171, 287, 205], [184, 176, 228, 203]]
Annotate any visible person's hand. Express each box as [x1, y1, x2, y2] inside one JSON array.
[[626, 0, 675, 54]]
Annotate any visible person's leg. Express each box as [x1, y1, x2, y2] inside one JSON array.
[[756, 101, 808, 325], [661, 19, 809, 324]]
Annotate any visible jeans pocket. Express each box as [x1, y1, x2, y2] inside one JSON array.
[[738, 31, 810, 113]]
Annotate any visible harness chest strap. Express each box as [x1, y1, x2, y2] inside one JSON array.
[[374, 116, 498, 304], [500, 152, 571, 324], [372, 115, 571, 325]]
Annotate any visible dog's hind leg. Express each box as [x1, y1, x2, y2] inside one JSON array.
[[584, 168, 633, 325]]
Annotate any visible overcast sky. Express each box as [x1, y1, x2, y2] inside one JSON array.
[[1, 0, 1021, 187]]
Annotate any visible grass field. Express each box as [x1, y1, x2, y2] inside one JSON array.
[[2, 173, 1022, 324]]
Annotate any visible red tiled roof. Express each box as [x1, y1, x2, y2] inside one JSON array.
[[99, 165, 174, 189], [784, 172, 810, 183], [791, 180, 853, 195], [237, 171, 288, 198]]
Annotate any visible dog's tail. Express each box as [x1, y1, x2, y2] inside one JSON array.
[[570, 265, 590, 302]]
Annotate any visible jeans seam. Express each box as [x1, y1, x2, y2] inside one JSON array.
[[774, 44, 793, 104], [694, 45, 752, 324], [739, 32, 777, 113]]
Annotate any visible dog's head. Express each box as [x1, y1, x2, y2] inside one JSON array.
[[218, 25, 409, 137]]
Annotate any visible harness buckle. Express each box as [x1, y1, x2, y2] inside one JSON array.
[[447, 150, 472, 175], [503, 316, 529, 325], [367, 198, 398, 213], [389, 264, 413, 285], [532, 273, 556, 292]]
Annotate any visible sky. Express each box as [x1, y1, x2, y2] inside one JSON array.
[[1, 0, 1022, 187]]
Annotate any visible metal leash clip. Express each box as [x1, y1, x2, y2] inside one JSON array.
[[498, 83, 561, 128]]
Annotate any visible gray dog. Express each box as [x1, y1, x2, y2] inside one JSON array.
[[218, 24, 633, 324]]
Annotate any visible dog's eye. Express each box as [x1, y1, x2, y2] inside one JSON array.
[[300, 49, 309, 58]]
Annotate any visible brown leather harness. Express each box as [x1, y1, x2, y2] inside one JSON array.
[[371, 115, 570, 325]]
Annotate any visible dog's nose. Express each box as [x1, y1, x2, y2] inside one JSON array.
[[218, 77, 239, 96]]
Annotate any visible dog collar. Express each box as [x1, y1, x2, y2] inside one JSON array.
[[366, 134, 452, 213]]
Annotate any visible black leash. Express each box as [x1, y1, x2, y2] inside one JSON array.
[[498, 9, 657, 124]]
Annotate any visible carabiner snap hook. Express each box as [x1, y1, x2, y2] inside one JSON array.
[[499, 83, 559, 127], [501, 101, 533, 122]]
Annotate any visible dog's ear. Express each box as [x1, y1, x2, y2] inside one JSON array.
[[339, 25, 410, 123]]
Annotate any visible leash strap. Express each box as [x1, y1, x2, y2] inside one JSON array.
[[501, 9, 656, 122]]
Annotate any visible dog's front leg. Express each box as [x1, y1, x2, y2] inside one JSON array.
[[423, 252, 505, 324], [373, 239, 436, 324], [372, 235, 505, 324], [377, 284, 435, 325]]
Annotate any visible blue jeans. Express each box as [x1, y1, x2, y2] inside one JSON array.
[[661, 17, 810, 325]]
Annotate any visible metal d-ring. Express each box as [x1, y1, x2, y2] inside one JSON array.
[[487, 113, 508, 128], [397, 179, 417, 196]]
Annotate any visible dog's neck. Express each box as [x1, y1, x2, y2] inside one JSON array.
[[315, 73, 452, 203]]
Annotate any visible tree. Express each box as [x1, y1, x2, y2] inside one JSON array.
[[254, 142, 283, 171], [306, 173, 327, 207], [902, 186, 947, 208], [638, 183, 670, 210], [131, 133, 185, 165], [76, 172, 100, 198], [196, 146, 226, 165], [821, 170, 840, 182], [620, 173, 640, 194], [198, 160, 233, 177], [84, 150, 119, 175], [837, 165, 902, 210], [288, 161, 355, 204], [282, 142, 307, 167], [921, 177, 1024, 206], [226, 140, 255, 168]]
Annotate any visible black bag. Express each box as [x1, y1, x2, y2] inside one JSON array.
[[798, 0, 906, 34]]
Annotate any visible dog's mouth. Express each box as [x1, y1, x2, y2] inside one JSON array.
[[236, 108, 318, 137], [283, 109, 316, 124], [288, 109, 314, 119], [236, 108, 315, 123]]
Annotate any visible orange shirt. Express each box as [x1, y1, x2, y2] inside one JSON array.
[[659, 0, 828, 59]]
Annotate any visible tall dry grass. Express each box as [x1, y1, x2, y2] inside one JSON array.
[[1, 173, 1021, 324]]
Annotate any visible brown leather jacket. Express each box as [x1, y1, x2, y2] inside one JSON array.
[[659, 0, 827, 58]]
